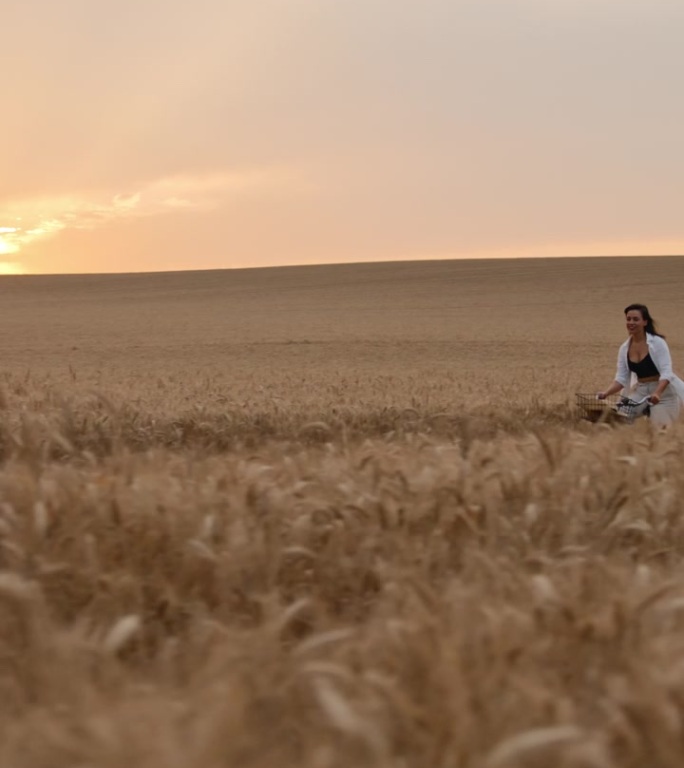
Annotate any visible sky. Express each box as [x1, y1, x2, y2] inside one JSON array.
[[1, 0, 683, 275]]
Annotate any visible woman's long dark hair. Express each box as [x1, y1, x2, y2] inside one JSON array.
[[624, 303, 665, 338]]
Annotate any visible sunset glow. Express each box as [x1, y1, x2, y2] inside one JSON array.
[[0, 231, 19, 256], [0, 262, 24, 275], [3, 0, 683, 274]]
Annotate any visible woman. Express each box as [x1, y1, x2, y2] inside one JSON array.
[[597, 304, 684, 428]]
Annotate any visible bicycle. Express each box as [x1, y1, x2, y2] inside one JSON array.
[[575, 393, 651, 424]]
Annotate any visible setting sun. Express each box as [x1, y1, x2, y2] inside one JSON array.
[[0, 241, 16, 256]]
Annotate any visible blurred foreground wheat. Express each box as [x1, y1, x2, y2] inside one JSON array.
[[0, 370, 684, 768]]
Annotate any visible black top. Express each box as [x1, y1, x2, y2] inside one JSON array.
[[628, 352, 660, 378]]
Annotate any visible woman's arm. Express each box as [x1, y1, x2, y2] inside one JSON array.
[[650, 336, 674, 380], [614, 342, 630, 390], [598, 343, 630, 399], [649, 379, 670, 405], [648, 336, 674, 404], [597, 381, 624, 400]]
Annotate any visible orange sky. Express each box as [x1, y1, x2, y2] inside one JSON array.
[[2, 0, 683, 275]]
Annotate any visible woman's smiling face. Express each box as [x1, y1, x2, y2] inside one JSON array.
[[626, 309, 647, 335]]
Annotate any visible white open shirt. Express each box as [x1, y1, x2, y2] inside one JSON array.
[[615, 332, 684, 403]]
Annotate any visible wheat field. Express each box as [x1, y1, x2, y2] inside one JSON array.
[[1, 256, 684, 767]]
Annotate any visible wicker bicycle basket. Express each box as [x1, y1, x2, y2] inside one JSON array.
[[575, 393, 647, 424]]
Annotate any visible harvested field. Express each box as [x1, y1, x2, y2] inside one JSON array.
[[1, 256, 684, 767]]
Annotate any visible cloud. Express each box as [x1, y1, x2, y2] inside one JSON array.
[[0, 167, 308, 255]]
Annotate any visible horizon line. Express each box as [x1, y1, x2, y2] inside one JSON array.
[[2, 252, 683, 279]]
